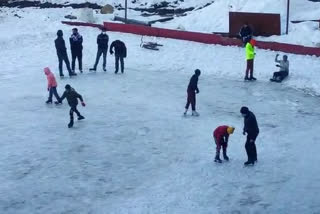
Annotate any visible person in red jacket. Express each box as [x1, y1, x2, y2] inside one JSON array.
[[213, 126, 235, 163], [44, 67, 60, 104]]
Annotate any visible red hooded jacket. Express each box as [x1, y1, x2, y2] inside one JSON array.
[[213, 125, 229, 143]]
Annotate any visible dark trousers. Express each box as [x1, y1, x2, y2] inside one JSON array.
[[94, 48, 107, 69], [71, 51, 83, 71], [69, 106, 81, 121], [245, 134, 258, 163], [245, 59, 254, 78], [273, 71, 288, 82], [58, 54, 72, 76], [214, 137, 228, 157], [185, 90, 196, 111], [115, 56, 124, 73], [48, 87, 60, 101]]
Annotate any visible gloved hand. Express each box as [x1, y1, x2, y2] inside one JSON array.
[[47, 87, 50, 91], [243, 131, 246, 135], [276, 53, 279, 57], [196, 89, 200, 94], [81, 102, 86, 107], [110, 51, 114, 55], [276, 65, 280, 67]]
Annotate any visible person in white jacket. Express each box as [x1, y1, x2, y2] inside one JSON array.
[[270, 54, 289, 82]]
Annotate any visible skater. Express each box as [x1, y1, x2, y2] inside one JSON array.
[[245, 39, 257, 81], [44, 67, 60, 104], [110, 40, 127, 74], [69, 28, 83, 73], [239, 22, 253, 45], [213, 126, 235, 163], [90, 28, 109, 72], [270, 54, 289, 83], [184, 69, 201, 116], [240, 106, 259, 166], [55, 30, 76, 77], [58, 84, 85, 128]]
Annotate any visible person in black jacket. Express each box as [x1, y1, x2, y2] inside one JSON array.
[[184, 69, 201, 116], [239, 22, 253, 45], [110, 40, 127, 74], [240, 106, 259, 165], [69, 28, 83, 73], [55, 30, 76, 77], [90, 29, 109, 72], [58, 84, 85, 128]]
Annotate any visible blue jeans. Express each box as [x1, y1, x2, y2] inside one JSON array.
[[48, 87, 60, 102]]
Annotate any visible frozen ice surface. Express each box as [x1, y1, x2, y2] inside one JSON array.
[[0, 7, 320, 214]]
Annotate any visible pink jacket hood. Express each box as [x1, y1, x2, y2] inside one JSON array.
[[44, 67, 51, 75]]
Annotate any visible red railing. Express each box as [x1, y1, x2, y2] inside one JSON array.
[[62, 21, 320, 57]]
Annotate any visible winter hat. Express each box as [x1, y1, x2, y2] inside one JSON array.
[[195, 69, 201, 76], [65, 84, 71, 90], [72, 28, 78, 32], [227, 126, 235, 134], [44, 67, 51, 75], [250, 39, 256, 46], [240, 106, 249, 114], [57, 30, 63, 37]]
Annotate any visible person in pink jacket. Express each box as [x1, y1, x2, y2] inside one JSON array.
[[44, 67, 60, 104]]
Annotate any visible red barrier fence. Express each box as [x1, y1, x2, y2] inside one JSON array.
[[62, 21, 320, 57], [103, 22, 243, 47]]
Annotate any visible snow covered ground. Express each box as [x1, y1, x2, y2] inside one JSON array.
[[1, 7, 320, 214], [27, 0, 320, 47]]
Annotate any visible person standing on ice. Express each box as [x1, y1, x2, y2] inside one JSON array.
[[184, 69, 201, 116], [213, 126, 235, 163], [44, 67, 60, 104], [69, 28, 83, 73], [110, 40, 127, 74], [55, 30, 76, 77], [240, 106, 259, 166], [239, 22, 253, 45], [90, 28, 109, 72], [244, 39, 257, 81], [270, 54, 289, 82], [58, 84, 85, 128]]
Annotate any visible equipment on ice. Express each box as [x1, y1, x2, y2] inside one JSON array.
[[140, 36, 163, 51]]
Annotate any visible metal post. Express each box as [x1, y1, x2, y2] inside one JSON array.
[[125, 0, 128, 23], [286, 0, 290, 34]]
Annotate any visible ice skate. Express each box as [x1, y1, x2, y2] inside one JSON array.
[[192, 111, 199, 116], [68, 120, 74, 128], [78, 115, 85, 120]]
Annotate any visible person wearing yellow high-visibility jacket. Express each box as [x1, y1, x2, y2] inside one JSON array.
[[245, 39, 257, 81]]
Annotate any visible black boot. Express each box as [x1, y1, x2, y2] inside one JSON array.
[[244, 161, 254, 166], [223, 153, 229, 161], [214, 155, 222, 163], [78, 115, 85, 120], [46, 100, 52, 104], [89, 68, 96, 71], [68, 120, 74, 128], [103, 68, 107, 72], [54, 101, 62, 105], [249, 76, 257, 81]]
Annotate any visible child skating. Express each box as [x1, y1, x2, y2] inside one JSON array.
[[58, 84, 85, 128], [184, 69, 201, 116], [44, 67, 60, 104], [213, 126, 235, 163]]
